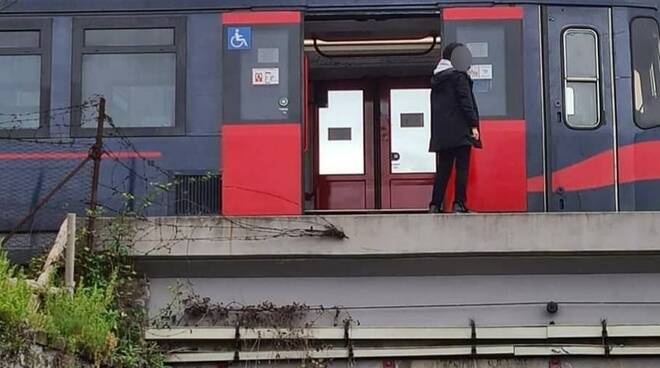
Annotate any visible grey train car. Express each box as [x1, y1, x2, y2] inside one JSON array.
[[0, 0, 659, 257]]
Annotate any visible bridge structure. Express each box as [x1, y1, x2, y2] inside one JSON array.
[[110, 212, 660, 367]]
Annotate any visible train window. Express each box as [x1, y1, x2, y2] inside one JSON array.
[[0, 20, 51, 137], [0, 31, 39, 48], [318, 90, 365, 175], [84, 29, 174, 47], [562, 28, 600, 128], [457, 23, 507, 117], [390, 89, 435, 173], [72, 17, 186, 136], [81, 53, 176, 128], [565, 31, 597, 78], [444, 20, 523, 119], [0, 55, 41, 130], [631, 17, 660, 129]]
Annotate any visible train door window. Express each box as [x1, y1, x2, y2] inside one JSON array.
[[631, 17, 660, 129], [444, 20, 523, 119], [389, 88, 435, 173], [0, 19, 51, 138], [71, 17, 186, 136], [562, 28, 600, 128], [318, 90, 364, 175], [458, 24, 507, 117]]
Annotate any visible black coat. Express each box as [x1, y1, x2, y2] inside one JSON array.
[[429, 68, 480, 152]]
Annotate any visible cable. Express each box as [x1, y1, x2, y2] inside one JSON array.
[[195, 301, 660, 313]]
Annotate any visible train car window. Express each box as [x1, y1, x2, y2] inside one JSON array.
[[562, 28, 600, 129], [0, 20, 51, 137], [443, 20, 523, 120], [0, 54, 41, 130], [0, 31, 39, 48], [631, 17, 660, 129], [81, 53, 176, 128], [84, 29, 174, 47], [72, 17, 186, 136], [565, 31, 597, 78]]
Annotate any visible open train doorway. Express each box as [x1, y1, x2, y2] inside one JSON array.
[[303, 9, 525, 212], [303, 13, 444, 211]]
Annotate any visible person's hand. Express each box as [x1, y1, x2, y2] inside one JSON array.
[[471, 127, 480, 140]]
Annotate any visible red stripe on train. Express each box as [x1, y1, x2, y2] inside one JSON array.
[[443, 6, 524, 21], [527, 141, 660, 192], [0, 151, 162, 160], [221, 11, 301, 25]]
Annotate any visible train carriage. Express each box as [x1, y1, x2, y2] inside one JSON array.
[[1, 0, 660, 245]]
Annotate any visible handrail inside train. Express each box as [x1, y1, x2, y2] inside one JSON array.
[[305, 36, 440, 57]]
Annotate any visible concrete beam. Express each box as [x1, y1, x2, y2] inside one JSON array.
[[121, 213, 660, 257]]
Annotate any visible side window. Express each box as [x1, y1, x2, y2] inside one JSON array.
[[443, 20, 523, 120], [72, 17, 186, 136], [631, 17, 660, 129], [562, 28, 600, 129], [0, 20, 51, 137]]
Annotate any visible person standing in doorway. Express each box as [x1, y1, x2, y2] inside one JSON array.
[[428, 42, 480, 213]]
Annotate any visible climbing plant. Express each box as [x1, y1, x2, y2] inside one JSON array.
[[155, 281, 357, 367]]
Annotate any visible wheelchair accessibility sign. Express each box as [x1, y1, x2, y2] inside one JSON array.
[[227, 27, 251, 50]]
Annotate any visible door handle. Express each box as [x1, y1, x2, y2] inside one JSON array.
[[555, 187, 566, 211], [554, 101, 562, 123]]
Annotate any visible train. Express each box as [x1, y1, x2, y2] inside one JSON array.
[[1, 0, 659, 246]]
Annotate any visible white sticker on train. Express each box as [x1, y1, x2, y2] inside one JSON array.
[[252, 68, 279, 85]]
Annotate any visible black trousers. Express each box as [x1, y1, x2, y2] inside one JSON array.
[[431, 145, 472, 207]]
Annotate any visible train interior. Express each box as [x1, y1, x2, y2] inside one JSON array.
[[303, 14, 444, 211]]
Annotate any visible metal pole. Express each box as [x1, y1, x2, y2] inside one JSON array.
[[1, 157, 91, 247], [65, 213, 76, 293], [86, 97, 105, 248]]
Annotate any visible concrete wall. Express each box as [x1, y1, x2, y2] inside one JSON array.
[[128, 213, 660, 257], [148, 274, 660, 327], [128, 213, 660, 276]]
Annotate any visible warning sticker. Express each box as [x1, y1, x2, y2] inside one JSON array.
[[252, 68, 280, 85], [468, 64, 493, 80]]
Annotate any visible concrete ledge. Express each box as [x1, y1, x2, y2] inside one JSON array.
[[122, 213, 660, 257], [148, 324, 660, 342], [147, 324, 660, 363]]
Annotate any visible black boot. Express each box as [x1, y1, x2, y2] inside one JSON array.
[[452, 201, 470, 213], [429, 203, 443, 213]]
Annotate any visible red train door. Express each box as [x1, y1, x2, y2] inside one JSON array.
[[314, 81, 377, 210], [314, 79, 434, 210], [379, 79, 435, 209], [544, 7, 616, 211]]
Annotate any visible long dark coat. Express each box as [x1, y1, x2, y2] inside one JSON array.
[[428, 68, 480, 152]]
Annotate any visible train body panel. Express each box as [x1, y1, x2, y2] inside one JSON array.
[[1, 0, 660, 241]]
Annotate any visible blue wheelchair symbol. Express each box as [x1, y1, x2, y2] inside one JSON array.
[[227, 27, 251, 50]]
